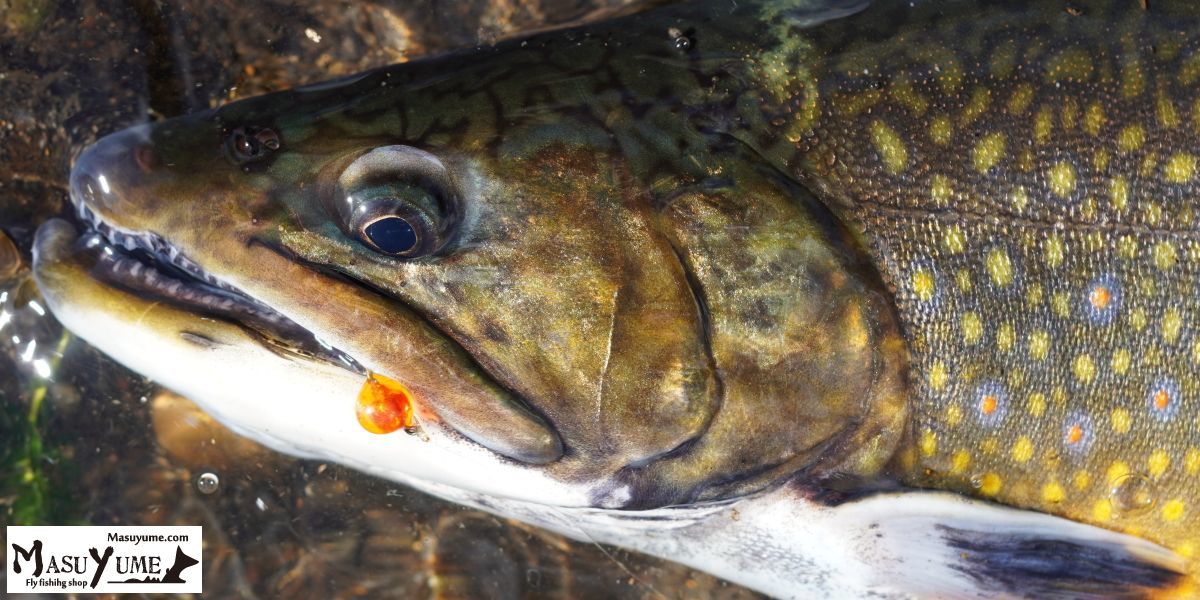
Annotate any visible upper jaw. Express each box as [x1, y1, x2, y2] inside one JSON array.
[[67, 127, 366, 373]]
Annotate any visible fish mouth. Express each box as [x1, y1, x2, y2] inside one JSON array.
[[69, 198, 365, 373], [57, 126, 565, 466]]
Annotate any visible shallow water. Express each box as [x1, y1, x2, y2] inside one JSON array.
[[0, 1, 762, 597]]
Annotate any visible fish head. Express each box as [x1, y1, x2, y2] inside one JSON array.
[[37, 46, 907, 508]]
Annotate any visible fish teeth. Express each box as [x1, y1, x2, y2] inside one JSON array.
[[78, 202, 279, 317]]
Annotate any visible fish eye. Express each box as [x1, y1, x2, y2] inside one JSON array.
[[334, 146, 460, 258], [364, 216, 418, 254], [347, 186, 437, 256]]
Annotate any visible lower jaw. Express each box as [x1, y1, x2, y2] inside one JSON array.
[[72, 219, 364, 373]]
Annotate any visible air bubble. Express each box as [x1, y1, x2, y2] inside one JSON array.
[[1110, 473, 1156, 516], [667, 27, 691, 52], [196, 472, 220, 494]]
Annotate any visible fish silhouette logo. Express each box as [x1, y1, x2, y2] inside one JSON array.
[[110, 546, 198, 584]]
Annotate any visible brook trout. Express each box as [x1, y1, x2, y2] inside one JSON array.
[[31, 0, 1200, 596]]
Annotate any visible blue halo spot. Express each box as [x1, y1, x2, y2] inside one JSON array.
[[974, 381, 1008, 428], [1083, 273, 1121, 324], [1147, 377, 1181, 423]]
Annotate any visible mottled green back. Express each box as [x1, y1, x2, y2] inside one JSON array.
[[785, 0, 1200, 562]]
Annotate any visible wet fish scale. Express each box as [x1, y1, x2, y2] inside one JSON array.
[[788, 1, 1200, 561]]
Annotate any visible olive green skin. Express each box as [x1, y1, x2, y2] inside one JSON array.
[[68, 0, 1200, 574], [78, 0, 905, 509]]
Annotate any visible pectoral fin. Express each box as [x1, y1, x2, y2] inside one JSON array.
[[834, 492, 1188, 599]]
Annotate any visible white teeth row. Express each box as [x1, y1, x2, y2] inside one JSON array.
[[73, 200, 365, 372], [74, 200, 249, 300]]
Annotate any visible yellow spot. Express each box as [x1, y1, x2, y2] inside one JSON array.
[[1162, 308, 1183, 344], [1047, 162, 1076, 198], [1107, 461, 1130, 483], [1029, 330, 1050, 360], [1117, 124, 1146, 153], [997, 323, 1015, 352], [1027, 392, 1047, 417], [1177, 543, 1196, 560], [1052, 292, 1070, 318], [952, 450, 972, 474], [972, 132, 1006, 173], [929, 361, 948, 391], [1026, 283, 1044, 307], [1093, 499, 1113, 521], [1073, 470, 1091, 491], [1140, 152, 1159, 177], [1158, 87, 1180, 129], [1007, 83, 1034, 114], [955, 269, 972, 292], [1009, 186, 1029, 211], [889, 79, 929, 115], [985, 247, 1014, 286], [919, 429, 937, 457], [1163, 499, 1186, 522], [1153, 241, 1177, 271], [1042, 481, 1066, 504], [1034, 106, 1053, 144], [990, 40, 1019, 78], [930, 115, 952, 145], [1046, 48, 1094, 83], [1017, 148, 1034, 172], [1130, 307, 1148, 331], [960, 87, 991, 127], [1117, 235, 1138, 260], [930, 174, 953, 204], [1012, 437, 1034, 463], [961, 312, 983, 343], [945, 403, 963, 427], [1110, 177, 1129, 211], [1121, 57, 1145, 99], [1072, 354, 1096, 383], [1043, 235, 1064, 268], [870, 120, 908, 174], [1144, 202, 1163, 225], [1165, 153, 1196, 183], [912, 269, 936, 301], [943, 225, 966, 254], [1182, 52, 1200, 86], [1111, 408, 1132, 434], [979, 473, 1002, 496], [1061, 103, 1082, 136], [1185, 448, 1200, 474], [1148, 450, 1171, 478], [1084, 102, 1105, 136]]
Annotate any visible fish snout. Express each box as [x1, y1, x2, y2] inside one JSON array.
[[69, 124, 157, 221]]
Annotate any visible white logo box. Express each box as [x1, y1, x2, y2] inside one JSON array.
[[6, 526, 202, 594]]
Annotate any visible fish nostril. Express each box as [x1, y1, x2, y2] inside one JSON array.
[[134, 143, 157, 172]]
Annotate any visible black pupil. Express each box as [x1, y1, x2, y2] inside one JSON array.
[[364, 217, 418, 254]]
